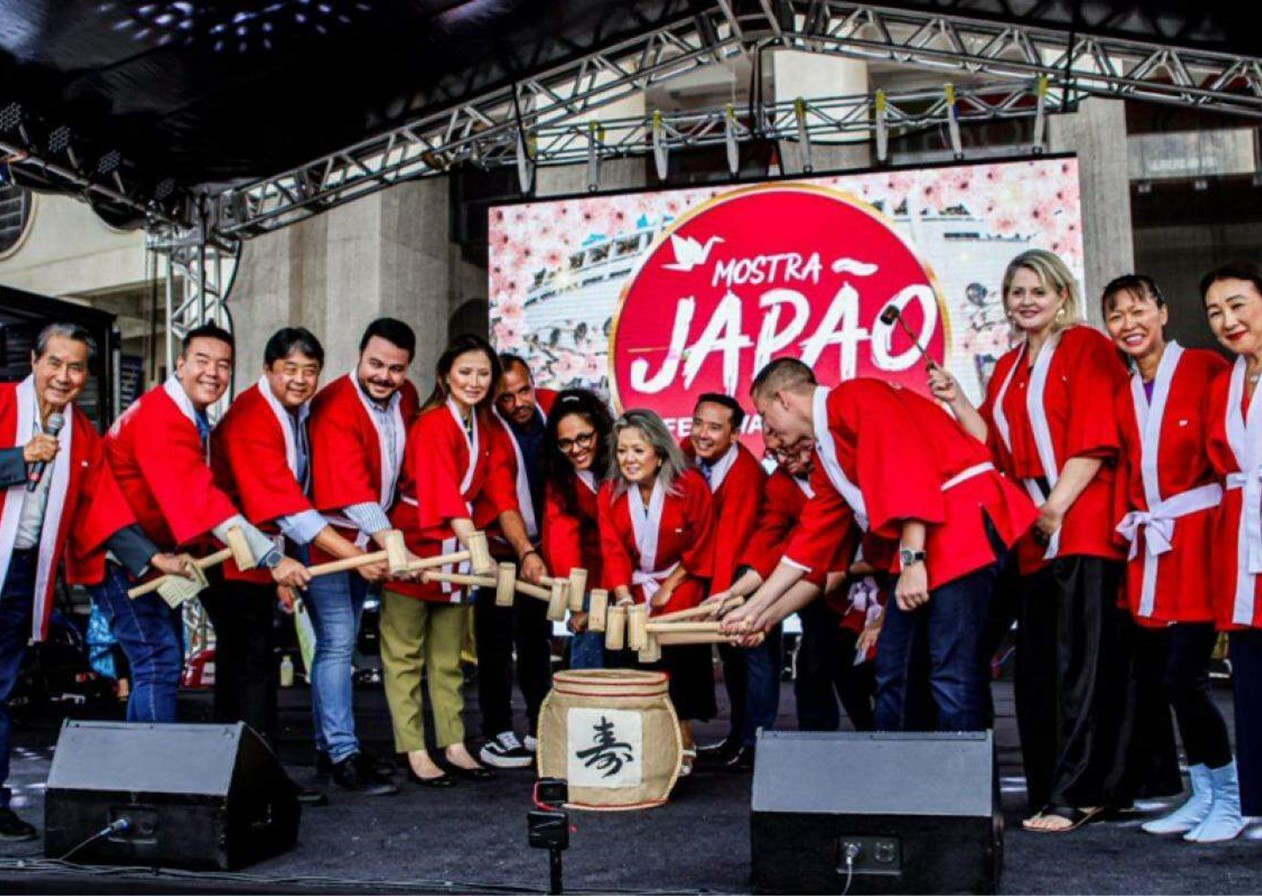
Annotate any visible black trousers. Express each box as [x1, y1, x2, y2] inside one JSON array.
[[474, 585, 553, 738], [716, 643, 748, 740], [1114, 619, 1182, 800], [1230, 628, 1262, 816], [199, 575, 280, 746], [1014, 557, 1136, 811], [1158, 623, 1233, 769], [660, 643, 716, 723], [795, 600, 875, 732]]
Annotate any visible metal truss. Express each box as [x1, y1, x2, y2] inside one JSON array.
[[209, 0, 1262, 239], [146, 219, 241, 395]]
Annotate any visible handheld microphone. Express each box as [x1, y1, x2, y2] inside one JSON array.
[[879, 305, 939, 370], [27, 411, 65, 492]]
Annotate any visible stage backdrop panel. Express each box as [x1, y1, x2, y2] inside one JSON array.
[[489, 156, 1082, 446]]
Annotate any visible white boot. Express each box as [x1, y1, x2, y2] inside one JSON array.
[[1185, 760, 1245, 843], [1142, 764, 1213, 835]]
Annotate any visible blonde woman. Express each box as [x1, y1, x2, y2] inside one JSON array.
[[930, 249, 1133, 833], [597, 410, 716, 774]]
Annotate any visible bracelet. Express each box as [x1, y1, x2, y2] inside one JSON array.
[[519, 548, 538, 563]]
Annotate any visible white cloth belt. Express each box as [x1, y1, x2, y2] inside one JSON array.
[[1116, 483, 1222, 561], [632, 562, 679, 607], [1227, 471, 1262, 575], [942, 462, 994, 491]]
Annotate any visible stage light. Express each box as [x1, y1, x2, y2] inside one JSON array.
[[516, 130, 535, 194], [1032, 76, 1048, 154], [875, 89, 888, 163], [586, 122, 604, 193], [794, 97, 813, 174], [725, 104, 739, 176], [945, 83, 963, 159], [651, 111, 669, 181]]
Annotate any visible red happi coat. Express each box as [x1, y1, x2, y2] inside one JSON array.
[[0, 378, 134, 640], [308, 373, 419, 563], [1206, 358, 1262, 630], [106, 378, 240, 552], [740, 466, 876, 633], [212, 381, 321, 585], [980, 325, 1128, 574], [598, 469, 715, 616], [1113, 345, 1227, 624], [542, 470, 604, 586], [785, 379, 1037, 590], [490, 388, 558, 550], [388, 400, 518, 602], [682, 440, 766, 592]]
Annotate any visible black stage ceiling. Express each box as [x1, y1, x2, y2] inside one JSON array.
[[0, 1, 1256, 227]]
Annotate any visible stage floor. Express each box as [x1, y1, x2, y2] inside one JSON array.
[[1, 677, 1259, 894]]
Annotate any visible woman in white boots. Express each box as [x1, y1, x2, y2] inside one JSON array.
[[1201, 261, 1262, 841], [1103, 274, 1243, 843]]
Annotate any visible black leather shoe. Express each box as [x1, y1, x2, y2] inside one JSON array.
[[0, 807, 37, 841], [354, 748, 399, 778], [297, 786, 329, 807], [696, 737, 740, 764], [331, 754, 399, 796], [440, 758, 496, 781], [315, 749, 333, 778], [721, 744, 756, 773], [404, 766, 456, 788]]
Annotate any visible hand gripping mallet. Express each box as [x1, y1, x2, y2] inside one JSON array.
[[128, 526, 256, 598], [492, 562, 571, 622]]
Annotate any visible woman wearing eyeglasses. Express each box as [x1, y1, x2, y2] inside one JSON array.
[[541, 389, 616, 669]]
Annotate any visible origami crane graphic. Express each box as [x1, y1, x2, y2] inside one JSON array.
[[663, 234, 724, 271]]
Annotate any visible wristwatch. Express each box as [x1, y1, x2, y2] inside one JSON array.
[[898, 547, 926, 569], [259, 548, 284, 570]]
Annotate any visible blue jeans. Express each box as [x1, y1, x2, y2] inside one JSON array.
[[874, 562, 998, 732], [0, 551, 36, 809], [741, 625, 782, 747], [569, 631, 605, 669], [89, 562, 183, 723], [304, 569, 367, 762]]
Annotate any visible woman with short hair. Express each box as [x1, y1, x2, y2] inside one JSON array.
[[1103, 273, 1236, 842], [1201, 260, 1262, 839]]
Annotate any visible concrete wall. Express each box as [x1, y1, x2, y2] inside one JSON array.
[[1049, 98, 1135, 327]]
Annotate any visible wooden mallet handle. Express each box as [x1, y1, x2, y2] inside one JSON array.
[[421, 570, 498, 589], [646, 621, 723, 634], [654, 631, 746, 646], [652, 595, 745, 624], [127, 547, 232, 599]]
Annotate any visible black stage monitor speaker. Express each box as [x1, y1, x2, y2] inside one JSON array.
[[44, 720, 300, 870], [751, 730, 1001, 895]]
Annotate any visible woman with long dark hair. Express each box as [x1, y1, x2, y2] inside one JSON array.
[[1103, 274, 1237, 841], [598, 409, 717, 775], [541, 389, 615, 669], [929, 249, 1134, 832], [1201, 260, 1262, 839], [381, 334, 513, 787]]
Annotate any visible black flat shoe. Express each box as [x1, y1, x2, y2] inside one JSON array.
[[405, 766, 456, 788], [297, 786, 329, 807], [445, 762, 496, 781]]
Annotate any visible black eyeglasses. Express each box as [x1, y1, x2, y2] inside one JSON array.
[[557, 430, 597, 452]]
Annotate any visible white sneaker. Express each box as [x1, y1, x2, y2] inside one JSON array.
[[524, 735, 538, 753], [479, 731, 534, 769]]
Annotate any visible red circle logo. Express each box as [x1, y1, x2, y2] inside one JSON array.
[[609, 184, 946, 437]]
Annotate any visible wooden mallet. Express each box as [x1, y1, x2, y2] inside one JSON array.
[[508, 568, 571, 622], [604, 605, 628, 650], [128, 526, 255, 598], [538, 568, 588, 613], [588, 588, 608, 632]]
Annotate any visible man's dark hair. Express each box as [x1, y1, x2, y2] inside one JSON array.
[[34, 323, 97, 362], [1101, 274, 1166, 317], [694, 392, 746, 429], [1200, 261, 1262, 301], [498, 353, 532, 380], [264, 327, 325, 368], [359, 317, 416, 361], [182, 323, 235, 356]]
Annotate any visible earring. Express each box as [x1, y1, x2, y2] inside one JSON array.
[[1056, 306, 1066, 318]]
